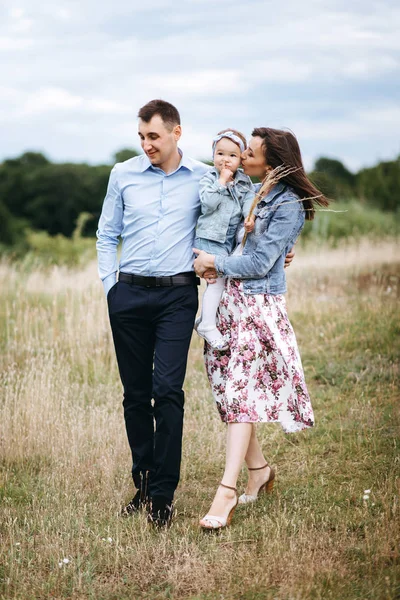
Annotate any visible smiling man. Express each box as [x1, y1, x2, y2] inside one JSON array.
[[96, 99, 209, 527]]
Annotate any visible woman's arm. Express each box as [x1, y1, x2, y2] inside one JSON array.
[[194, 200, 302, 279]]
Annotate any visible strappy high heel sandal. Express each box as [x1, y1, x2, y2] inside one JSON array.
[[238, 463, 275, 505], [199, 483, 238, 530]]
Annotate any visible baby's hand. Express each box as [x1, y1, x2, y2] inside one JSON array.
[[219, 167, 234, 186], [244, 215, 255, 233]]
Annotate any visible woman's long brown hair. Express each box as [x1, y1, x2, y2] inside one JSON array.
[[252, 127, 329, 220]]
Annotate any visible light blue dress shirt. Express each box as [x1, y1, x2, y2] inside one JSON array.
[[96, 151, 210, 295]]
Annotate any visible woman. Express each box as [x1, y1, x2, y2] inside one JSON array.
[[193, 127, 329, 530]]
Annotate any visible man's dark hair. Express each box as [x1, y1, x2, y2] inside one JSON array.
[[138, 99, 181, 130]]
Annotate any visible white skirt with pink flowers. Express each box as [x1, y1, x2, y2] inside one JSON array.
[[204, 278, 314, 433]]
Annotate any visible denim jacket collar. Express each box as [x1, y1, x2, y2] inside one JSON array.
[[257, 181, 287, 206]]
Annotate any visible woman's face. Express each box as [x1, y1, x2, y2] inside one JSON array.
[[241, 136, 268, 179]]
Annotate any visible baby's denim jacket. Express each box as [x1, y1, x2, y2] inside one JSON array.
[[195, 168, 254, 243]]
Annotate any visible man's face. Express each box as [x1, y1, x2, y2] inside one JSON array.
[[138, 115, 181, 168]]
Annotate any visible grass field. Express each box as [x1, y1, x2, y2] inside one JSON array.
[[0, 239, 399, 600]]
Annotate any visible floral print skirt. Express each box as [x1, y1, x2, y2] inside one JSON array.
[[204, 279, 314, 433]]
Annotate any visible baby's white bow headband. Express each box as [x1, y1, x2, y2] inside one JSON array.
[[212, 131, 245, 155]]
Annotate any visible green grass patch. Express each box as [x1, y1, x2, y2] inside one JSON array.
[[302, 199, 400, 245], [0, 244, 399, 599]]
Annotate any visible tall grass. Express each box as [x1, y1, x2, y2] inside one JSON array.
[[302, 200, 400, 245], [0, 240, 399, 599]]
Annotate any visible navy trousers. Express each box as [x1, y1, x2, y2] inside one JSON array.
[[107, 279, 198, 500]]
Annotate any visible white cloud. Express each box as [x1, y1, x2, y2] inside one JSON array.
[[144, 70, 242, 96], [55, 8, 71, 20], [0, 36, 34, 50], [89, 99, 131, 114], [0, 0, 399, 169], [179, 125, 214, 161], [343, 56, 399, 78], [295, 104, 400, 142], [16, 87, 132, 118], [10, 17, 33, 33], [360, 105, 400, 127], [22, 88, 83, 114], [9, 7, 25, 19], [244, 59, 314, 84], [0, 86, 21, 101]]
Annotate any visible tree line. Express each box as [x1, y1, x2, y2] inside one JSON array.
[[0, 148, 399, 247]]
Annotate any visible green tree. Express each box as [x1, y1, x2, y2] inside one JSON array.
[[3, 151, 50, 169], [24, 163, 112, 237], [113, 148, 140, 163], [314, 157, 355, 187], [310, 157, 356, 199], [0, 153, 113, 238], [1, 147, 398, 249], [0, 200, 26, 246], [357, 157, 400, 212]]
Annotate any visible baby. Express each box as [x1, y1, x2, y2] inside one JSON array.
[[194, 129, 255, 349]]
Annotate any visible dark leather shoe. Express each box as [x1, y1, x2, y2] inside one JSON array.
[[121, 489, 150, 516], [121, 470, 150, 516], [147, 495, 174, 528]]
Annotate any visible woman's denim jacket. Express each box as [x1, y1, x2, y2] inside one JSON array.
[[195, 168, 254, 243], [214, 182, 305, 295]]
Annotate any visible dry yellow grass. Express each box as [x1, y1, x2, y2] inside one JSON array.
[[0, 240, 399, 600]]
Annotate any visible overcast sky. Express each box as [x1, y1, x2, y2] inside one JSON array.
[[1, 0, 399, 171]]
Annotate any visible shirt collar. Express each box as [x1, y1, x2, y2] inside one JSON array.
[[178, 150, 194, 172], [139, 154, 152, 172], [139, 149, 193, 174]]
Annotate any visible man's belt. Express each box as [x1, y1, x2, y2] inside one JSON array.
[[118, 271, 199, 287]]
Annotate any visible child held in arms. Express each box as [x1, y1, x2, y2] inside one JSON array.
[[194, 129, 255, 350]]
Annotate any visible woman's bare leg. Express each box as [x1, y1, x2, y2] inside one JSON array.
[[201, 423, 252, 519], [244, 424, 265, 465], [243, 424, 271, 496]]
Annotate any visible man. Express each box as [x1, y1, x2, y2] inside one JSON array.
[[97, 100, 209, 527], [97, 99, 294, 528]]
